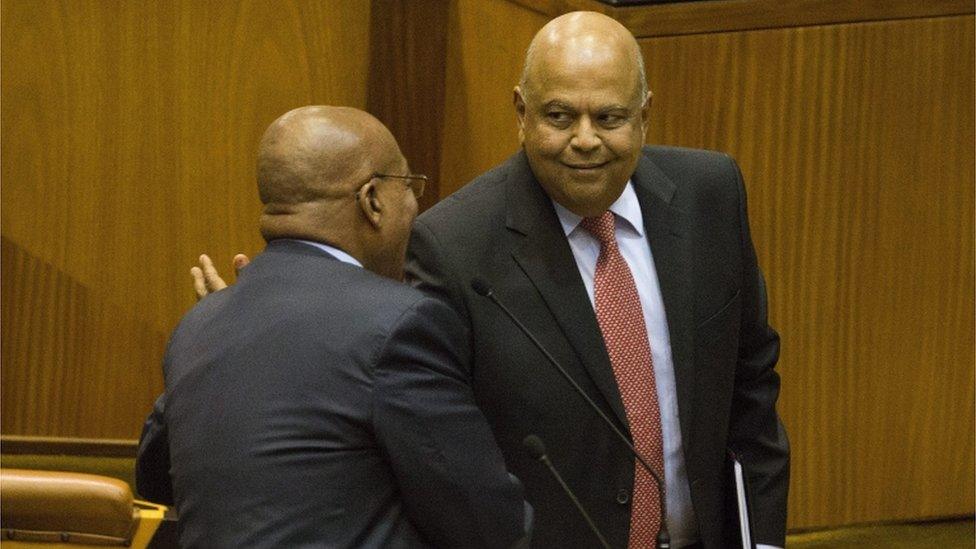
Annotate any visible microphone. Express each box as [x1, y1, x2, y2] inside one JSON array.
[[523, 435, 611, 549], [472, 278, 670, 549]]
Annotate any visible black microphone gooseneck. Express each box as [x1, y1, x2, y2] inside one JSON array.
[[471, 278, 670, 549], [523, 435, 611, 549]]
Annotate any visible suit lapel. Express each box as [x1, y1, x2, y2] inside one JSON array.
[[504, 153, 630, 429], [631, 154, 696, 451]]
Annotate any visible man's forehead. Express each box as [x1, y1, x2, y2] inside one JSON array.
[[529, 69, 639, 105], [531, 46, 636, 84], [546, 33, 623, 60]]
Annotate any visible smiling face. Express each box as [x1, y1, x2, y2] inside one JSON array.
[[515, 15, 650, 217]]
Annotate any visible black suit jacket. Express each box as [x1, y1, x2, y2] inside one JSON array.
[[137, 239, 529, 549], [406, 148, 789, 548]]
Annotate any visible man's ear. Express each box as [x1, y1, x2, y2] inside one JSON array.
[[357, 180, 383, 229], [513, 86, 527, 144], [640, 90, 653, 138]]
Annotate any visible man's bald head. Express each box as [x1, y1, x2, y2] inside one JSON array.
[[519, 11, 647, 104], [257, 106, 400, 209], [254, 106, 418, 280], [513, 12, 652, 217]]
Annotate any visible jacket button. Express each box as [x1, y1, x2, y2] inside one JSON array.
[[615, 489, 630, 505]]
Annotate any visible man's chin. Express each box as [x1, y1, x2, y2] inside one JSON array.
[[553, 191, 619, 217]]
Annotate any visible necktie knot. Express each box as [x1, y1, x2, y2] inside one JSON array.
[[580, 211, 616, 246]]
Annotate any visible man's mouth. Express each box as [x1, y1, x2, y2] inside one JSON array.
[[563, 161, 609, 170]]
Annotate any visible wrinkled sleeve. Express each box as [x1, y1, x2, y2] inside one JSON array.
[[135, 394, 174, 505], [371, 295, 531, 549], [727, 155, 790, 547]]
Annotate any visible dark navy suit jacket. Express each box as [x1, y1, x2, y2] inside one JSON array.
[[137, 239, 529, 548], [406, 148, 789, 548]]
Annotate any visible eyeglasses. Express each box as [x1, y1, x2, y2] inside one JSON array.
[[356, 172, 427, 200]]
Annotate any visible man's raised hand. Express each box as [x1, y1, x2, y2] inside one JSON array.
[[190, 253, 250, 300]]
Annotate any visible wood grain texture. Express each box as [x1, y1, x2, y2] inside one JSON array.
[[508, 0, 974, 38], [1, 0, 371, 437], [640, 15, 975, 528], [438, 0, 974, 528], [0, 237, 167, 438], [504, 0, 613, 18], [367, 0, 450, 212], [2, 0, 972, 530], [438, 0, 549, 196]]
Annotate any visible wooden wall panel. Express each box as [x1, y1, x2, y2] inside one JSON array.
[[438, 0, 974, 529], [1, 0, 372, 438], [2, 0, 972, 531], [367, 0, 451, 212], [507, 0, 975, 37], [0, 237, 167, 437], [640, 16, 975, 528], [438, 0, 548, 195]]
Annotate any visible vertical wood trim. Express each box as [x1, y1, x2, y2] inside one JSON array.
[[367, 0, 451, 209]]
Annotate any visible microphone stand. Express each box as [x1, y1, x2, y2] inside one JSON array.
[[472, 278, 670, 549], [524, 434, 611, 549]]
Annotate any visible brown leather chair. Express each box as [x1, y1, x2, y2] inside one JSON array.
[[1, 468, 165, 547]]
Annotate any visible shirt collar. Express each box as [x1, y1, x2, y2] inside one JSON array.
[[289, 239, 363, 268], [551, 181, 645, 238]]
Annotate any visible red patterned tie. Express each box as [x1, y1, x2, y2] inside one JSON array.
[[580, 211, 665, 549]]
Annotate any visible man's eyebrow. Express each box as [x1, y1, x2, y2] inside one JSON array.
[[541, 100, 574, 110], [539, 100, 633, 112], [599, 104, 632, 112]]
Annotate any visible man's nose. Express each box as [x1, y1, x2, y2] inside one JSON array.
[[570, 117, 600, 152]]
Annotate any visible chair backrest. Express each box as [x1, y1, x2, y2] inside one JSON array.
[[1, 468, 138, 546]]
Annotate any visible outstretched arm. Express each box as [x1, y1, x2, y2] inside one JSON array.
[[372, 296, 530, 549]]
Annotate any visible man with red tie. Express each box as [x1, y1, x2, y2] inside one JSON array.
[[405, 11, 789, 549]]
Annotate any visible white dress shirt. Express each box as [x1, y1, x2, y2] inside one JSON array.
[[551, 184, 781, 549], [551, 183, 698, 547], [291, 239, 363, 268]]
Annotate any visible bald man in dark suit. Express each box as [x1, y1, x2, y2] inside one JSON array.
[[405, 13, 788, 549], [138, 106, 530, 549]]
